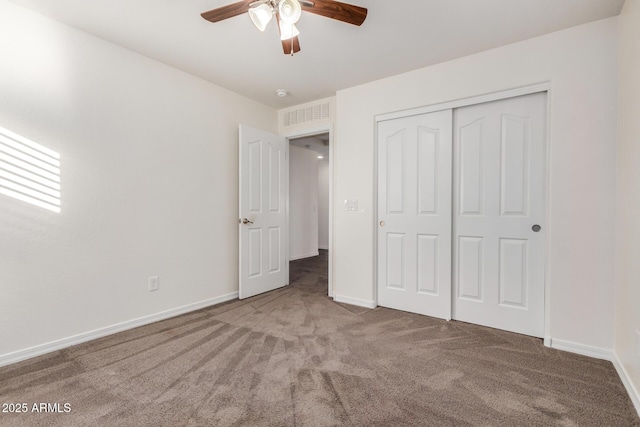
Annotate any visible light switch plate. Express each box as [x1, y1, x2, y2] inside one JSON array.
[[344, 199, 358, 211], [148, 276, 159, 292]]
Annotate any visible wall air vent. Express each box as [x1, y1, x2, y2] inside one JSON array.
[[280, 99, 332, 129]]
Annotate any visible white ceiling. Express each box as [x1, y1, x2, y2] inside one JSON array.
[[7, 0, 624, 108]]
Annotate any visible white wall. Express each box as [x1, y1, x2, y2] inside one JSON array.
[[318, 159, 329, 250], [289, 145, 318, 260], [615, 0, 640, 410], [0, 0, 277, 361], [334, 18, 618, 351]]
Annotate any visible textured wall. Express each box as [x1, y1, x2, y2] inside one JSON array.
[[335, 18, 618, 351], [615, 0, 640, 410], [0, 0, 276, 359], [289, 145, 319, 260]]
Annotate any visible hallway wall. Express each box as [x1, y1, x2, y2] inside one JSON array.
[[289, 145, 319, 260]]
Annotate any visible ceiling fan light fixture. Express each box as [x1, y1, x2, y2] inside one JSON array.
[[201, 0, 368, 56], [278, 0, 302, 24], [249, 3, 274, 32], [279, 21, 300, 40]]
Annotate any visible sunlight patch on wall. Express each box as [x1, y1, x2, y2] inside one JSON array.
[[0, 127, 60, 213]]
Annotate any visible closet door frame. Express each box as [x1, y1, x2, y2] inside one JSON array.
[[373, 82, 552, 346]]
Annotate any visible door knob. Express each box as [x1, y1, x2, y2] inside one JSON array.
[[532, 224, 541, 232], [242, 218, 254, 225], [379, 220, 385, 227]]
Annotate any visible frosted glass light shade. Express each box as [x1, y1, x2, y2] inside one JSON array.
[[279, 21, 300, 40], [249, 4, 273, 32], [278, 0, 302, 24]]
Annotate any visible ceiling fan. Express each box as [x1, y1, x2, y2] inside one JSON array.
[[201, 0, 367, 55]]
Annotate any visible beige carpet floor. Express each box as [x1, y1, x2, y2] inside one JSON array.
[[0, 250, 638, 426]]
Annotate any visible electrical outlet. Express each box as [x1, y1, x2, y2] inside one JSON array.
[[148, 276, 159, 292]]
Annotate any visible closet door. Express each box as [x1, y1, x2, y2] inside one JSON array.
[[452, 93, 546, 337], [377, 110, 452, 319]]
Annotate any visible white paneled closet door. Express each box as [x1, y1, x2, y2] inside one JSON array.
[[377, 110, 453, 319], [452, 93, 547, 337]]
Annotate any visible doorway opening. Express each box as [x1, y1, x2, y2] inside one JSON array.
[[288, 132, 331, 296]]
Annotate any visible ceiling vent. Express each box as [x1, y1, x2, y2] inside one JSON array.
[[281, 99, 332, 129]]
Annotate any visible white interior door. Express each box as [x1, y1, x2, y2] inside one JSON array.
[[452, 93, 546, 337], [377, 110, 453, 319], [239, 125, 289, 299]]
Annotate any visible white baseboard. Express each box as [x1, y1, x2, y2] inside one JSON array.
[[333, 294, 376, 309], [289, 251, 319, 261], [318, 245, 329, 250], [612, 352, 640, 417], [549, 338, 613, 361], [0, 292, 239, 368], [532, 339, 640, 417]]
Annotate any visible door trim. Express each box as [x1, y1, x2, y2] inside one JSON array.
[[374, 82, 552, 344], [281, 124, 335, 298], [376, 82, 550, 123]]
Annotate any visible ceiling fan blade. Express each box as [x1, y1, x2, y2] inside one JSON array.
[[281, 37, 301, 55], [276, 17, 301, 55], [201, 1, 253, 23], [301, 0, 367, 26]]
